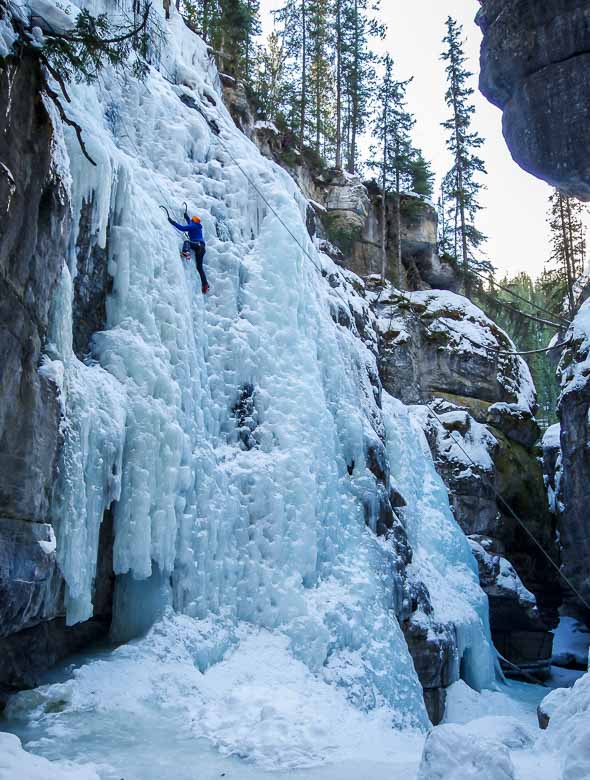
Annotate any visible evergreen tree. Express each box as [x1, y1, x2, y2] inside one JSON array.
[[182, 0, 260, 78], [475, 273, 560, 428], [273, 0, 307, 144], [441, 16, 487, 297], [437, 170, 455, 259], [254, 31, 294, 123], [544, 189, 588, 318], [308, 0, 335, 155], [341, 0, 385, 173], [409, 149, 434, 199], [370, 55, 415, 285]]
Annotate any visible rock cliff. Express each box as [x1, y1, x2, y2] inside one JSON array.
[[371, 285, 560, 676], [479, 1, 590, 626], [478, 0, 590, 200], [0, 51, 113, 692], [221, 79, 458, 294], [552, 303, 590, 615]]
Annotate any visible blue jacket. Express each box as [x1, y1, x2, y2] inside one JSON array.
[[170, 218, 205, 244]]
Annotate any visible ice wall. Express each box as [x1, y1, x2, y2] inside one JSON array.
[[384, 396, 496, 691], [33, 0, 495, 727]]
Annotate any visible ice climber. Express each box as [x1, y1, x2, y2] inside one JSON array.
[[168, 211, 209, 294]]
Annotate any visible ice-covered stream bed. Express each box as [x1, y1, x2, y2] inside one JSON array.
[[0, 623, 577, 780]]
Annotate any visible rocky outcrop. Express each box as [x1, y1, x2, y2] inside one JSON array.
[[478, 0, 590, 200], [0, 50, 112, 692], [371, 286, 560, 674], [554, 302, 590, 615], [220, 81, 458, 293]]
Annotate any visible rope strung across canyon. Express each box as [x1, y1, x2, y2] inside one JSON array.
[[402, 289, 590, 616], [209, 91, 590, 614], [460, 264, 572, 328]]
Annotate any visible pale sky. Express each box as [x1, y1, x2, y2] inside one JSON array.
[[259, 0, 560, 280]]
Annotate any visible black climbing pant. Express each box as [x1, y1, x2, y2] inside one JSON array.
[[183, 240, 208, 287]]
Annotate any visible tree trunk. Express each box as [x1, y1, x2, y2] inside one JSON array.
[[300, 0, 307, 150], [335, 0, 342, 170], [381, 99, 388, 283], [559, 193, 577, 317], [348, 0, 359, 174], [450, 59, 470, 298], [394, 167, 402, 288], [203, 0, 210, 42]]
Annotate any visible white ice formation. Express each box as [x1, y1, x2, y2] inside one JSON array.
[[1, 0, 501, 767]]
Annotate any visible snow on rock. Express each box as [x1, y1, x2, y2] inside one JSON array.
[[541, 670, 590, 779], [0, 15, 17, 57], [558, 299, 590, 398], [0, 733, 99, 780], [384, 396, 496, 693], [374, 286, 537, 414], [417, 723, 516, 780], [254, 120, 279, 134], [412, 403, 498, 473], [542, 423, 561, 450], [555, 298, 590, 608], [552, 616, 590, 667], [26, 0, 80, 33], [469, 539, 538, 611]]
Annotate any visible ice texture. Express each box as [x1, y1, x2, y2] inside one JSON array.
[[30, 0, 448, 729], [384, 396, 496, 691], [0, 733, 99, 780], [4, 0, 501, 766], [417, 723, 517, 780], [541, 670, 590, 780]]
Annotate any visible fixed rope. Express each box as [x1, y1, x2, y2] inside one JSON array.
[[461, 265, 572, 328], [403, 288, 590, 616]]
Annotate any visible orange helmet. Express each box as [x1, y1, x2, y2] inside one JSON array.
[[191, 215, 201, 223]]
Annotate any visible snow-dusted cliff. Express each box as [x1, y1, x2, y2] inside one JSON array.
[[1, 2, 589, 779], [0, 0, 497, 750]]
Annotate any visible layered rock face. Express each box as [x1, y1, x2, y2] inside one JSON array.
[[553, 303, 590, 615], [0, 53, 112, 692], [221, 82, 458, 294], [371, 286, 560, 675], [478, 0, 590, 200]]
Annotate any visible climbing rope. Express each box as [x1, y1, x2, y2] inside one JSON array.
[[403, 288, 590, 617], [460, 265, 572, 328], [489, 340, 572, 357]]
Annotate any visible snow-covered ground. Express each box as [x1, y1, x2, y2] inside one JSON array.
[[2, 629, 586, 780], [552, 616, 590, 668]]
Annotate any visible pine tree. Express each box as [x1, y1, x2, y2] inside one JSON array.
[[254, 31, 293, 123], [476, 273, 560, 428], [437, 172, 455, 259], [182, 0, 260, 79], [340, 0, 384, 173], [334, 0, 344, 169], [273, 0, 308, 144], [371, 55, 415, 285], [409, 149, 434, 199], [441, 16, 487, 297], [308, 0, 335, 155], [545, 189, 588, 318]]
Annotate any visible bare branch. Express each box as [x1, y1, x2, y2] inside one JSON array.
[[42, 4, 151, 46], [42, 77, 97, 166], [39, 54, 72, 102]]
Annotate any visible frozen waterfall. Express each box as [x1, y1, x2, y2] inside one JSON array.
[[3, 0, 499, 771]]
